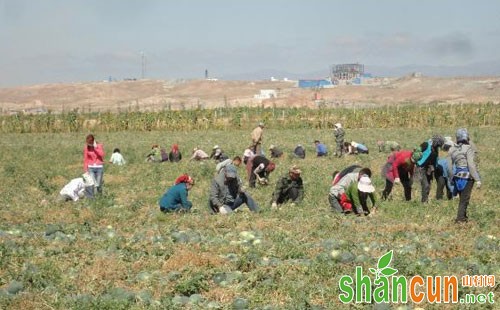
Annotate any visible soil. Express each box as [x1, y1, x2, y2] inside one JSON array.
[[1, 76, 499, 114]]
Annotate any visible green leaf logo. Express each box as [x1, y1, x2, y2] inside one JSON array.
[[377, 250, 393, 269], [369, 250, 398, 279]]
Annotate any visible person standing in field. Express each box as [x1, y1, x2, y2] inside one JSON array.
[[159, 174, 195, 212], [271, 165, 304, 208], [333, 123, 345, 157], [83, 134, 105, 197], [381, 150, 420, 201], [447, 128, 481, 224], [109, 148, 126, 165], [251, 122, 265, 155]]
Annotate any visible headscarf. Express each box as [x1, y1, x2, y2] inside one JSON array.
[[456, 128, 469, 143], [431, 135, 445, 148], [174, 174, 194, 185], [171, 144, 179, 153]]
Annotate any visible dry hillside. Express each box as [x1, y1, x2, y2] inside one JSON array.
[[1, 76, 499, 114]]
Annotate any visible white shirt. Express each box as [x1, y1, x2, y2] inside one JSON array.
[[109, 152, 126, 165], [60, 178, 86, 201]]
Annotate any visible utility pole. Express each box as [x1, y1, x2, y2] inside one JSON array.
[[141, 51, 146, 79]]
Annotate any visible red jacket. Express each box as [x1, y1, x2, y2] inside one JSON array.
[[385, 150, 414, 181], [84, 144, 105, 171]]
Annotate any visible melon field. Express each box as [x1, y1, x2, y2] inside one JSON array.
[[0, 106, 499, 309]]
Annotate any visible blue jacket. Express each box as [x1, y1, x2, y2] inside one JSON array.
[[316, 143, 328, 156], [159, 183, 192, 211]]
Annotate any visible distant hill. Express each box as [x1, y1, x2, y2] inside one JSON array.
[[1, 76, 499, 114]]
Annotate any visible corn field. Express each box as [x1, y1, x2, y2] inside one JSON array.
[[1, 103, 498, 133]]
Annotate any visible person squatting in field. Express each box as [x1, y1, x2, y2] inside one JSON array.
[[159, 174, 195, 212], [190, 147, 209, 161], [345, 141, 369, 154], [109, 148, 126, 165], [271, 165, 304, 208], [210, 145, 228, 162], [209, 164, 259, 214], [377, 140, 401, 153], [58, 173, 95, 202], [268, 145, 284, 158], [293, 144, 306, 159], [328, 165, 377, 215], [314, 140, 328, 157], [447, 128, 481, 223], [343, 174, 377, 216], [168, 144, 182, 162]]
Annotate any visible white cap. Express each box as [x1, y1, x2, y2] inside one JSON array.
[[334, 123, 342, 128], [213, 145, 219, 149], [358, 175, 375, 193]]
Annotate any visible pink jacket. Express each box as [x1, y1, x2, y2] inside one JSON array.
[[84, 144, 105, 171], [385, 150, 414, 181]]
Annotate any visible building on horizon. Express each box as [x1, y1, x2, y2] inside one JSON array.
[[331, 63, 365, 81]]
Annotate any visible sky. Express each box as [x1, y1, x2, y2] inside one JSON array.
[[1, 0, 499, 87]]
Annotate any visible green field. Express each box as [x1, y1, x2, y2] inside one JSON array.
[[0, 114, 499, 309]]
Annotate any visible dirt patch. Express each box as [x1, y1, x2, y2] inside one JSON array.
[[2, 76, 499, 114]]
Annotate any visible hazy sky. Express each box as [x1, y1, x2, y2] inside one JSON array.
[[1, 0, 499, 86]]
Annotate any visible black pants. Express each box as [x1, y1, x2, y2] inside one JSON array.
[[435, 176, 452, 200], [276, 187, 299, 204], [382, 167, 412, 201], [456, 179, 474, 223]]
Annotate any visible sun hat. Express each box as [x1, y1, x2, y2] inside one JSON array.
[[432, 134, 445, 148], [213, 145, 219, 149], [358, 175, 375, 193], [456, 128, 469, 143], [269, 144, 275, 150], [289, 165, 302, 175], [82, 172, 95, 187], [258, 122, 264, 127], [334, 123, 342, 128]]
